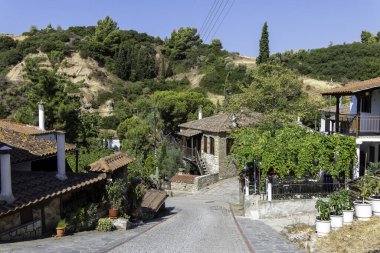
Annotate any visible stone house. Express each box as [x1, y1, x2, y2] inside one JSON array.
[[85, 152, 134, 180], [178, 111, 262, 179], [0, 106, 107, 241]]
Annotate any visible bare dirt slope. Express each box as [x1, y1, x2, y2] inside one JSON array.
[[5, 52, 125, 116]]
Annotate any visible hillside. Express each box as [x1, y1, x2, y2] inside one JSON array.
[[272, 41, 380, 83]]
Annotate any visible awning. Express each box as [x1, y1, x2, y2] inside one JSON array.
[[177, 129, 202, 137]]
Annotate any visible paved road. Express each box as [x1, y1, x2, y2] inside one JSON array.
[[1, 177, 303, 253], [110, 177, 250, 253]]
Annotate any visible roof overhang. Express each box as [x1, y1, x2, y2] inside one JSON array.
[[177, 129, 202, 137]]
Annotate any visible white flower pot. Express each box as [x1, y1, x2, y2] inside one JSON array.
[[342, 210, 354, 225], [370, 198, 380, 216], [330, 215, 343, 230], [315, 219, 331, 237], [354, 202, 372, 221]]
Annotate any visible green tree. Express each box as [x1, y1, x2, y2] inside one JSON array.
[[361, 31, 376, 44], [116, 116, 152, 156], [153, 91, 215, 133], [94, 16, 118, 42], [256, 22, 269, 64], [162, 27, 202, 60]]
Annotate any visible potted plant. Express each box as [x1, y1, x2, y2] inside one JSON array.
[[370, 175, 380, 216], [354, 173, 373, 221], [56, 219, 67, 237], [106, 179, 126, 219], [315, 198, 331, 237], [329, 192, 344, 230], [340, 189, 354, 225]]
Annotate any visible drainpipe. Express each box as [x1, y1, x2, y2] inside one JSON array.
[[38, 102, 45, 131], [0, 146, 15, 204], [56, 131, 67, 180]]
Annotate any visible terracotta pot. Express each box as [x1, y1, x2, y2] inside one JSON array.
[[109, 209, 119, 218], [56, 227, 65, 237]]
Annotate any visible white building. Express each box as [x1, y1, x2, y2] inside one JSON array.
[[321, 77, 380, 178]]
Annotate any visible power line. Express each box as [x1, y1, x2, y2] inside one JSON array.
[[199, 0, 219, 36], [204, 0, 230, 42], [201, 0, 225, 41], [209, 0, 235, 41]]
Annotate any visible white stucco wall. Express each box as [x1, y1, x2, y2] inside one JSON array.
[[350, 91, 380, 132]]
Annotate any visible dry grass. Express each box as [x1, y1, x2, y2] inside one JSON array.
[[317, 217, 380, 253]]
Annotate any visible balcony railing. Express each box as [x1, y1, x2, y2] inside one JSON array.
[[326, 113, 380, 135]]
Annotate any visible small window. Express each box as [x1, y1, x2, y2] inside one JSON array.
[[203, 136, 208, 153], [210, 137, 215, 155], [361, 94, 371, 113], [226, 138, 234, 155]]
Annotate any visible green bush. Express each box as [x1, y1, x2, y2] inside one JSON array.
[[96, 218, 115, 232], [106, 179, 126, 210]]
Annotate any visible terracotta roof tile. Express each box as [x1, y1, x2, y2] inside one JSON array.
[[178, 112, 262, 133], [321, 77, 380, 95], [0, 172, 106, 218], [170, 174, 197, 184], [0, 119, 56, 135], [0, 128, 75, 163], [86, 152, 134, 173]]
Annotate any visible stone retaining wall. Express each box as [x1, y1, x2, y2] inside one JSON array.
[[170, 182, 196, 192], [0, 219, 42, 241], [194, 173, 219, 191], [244, 195, 317, 220]]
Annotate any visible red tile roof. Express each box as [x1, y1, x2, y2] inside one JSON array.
[[0, 119, 55, 135], [321, 77, 380, 95], [0, 172, 106, 218], [0, 128, 75, 163], [86, 152, 134, 173], [170, 174, 197, 184]]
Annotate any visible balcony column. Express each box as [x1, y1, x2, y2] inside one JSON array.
[[356, 94, 361, 137], [335, 95, 341, 133]]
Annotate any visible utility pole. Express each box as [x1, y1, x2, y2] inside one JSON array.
[[223, 71, 231, 110]]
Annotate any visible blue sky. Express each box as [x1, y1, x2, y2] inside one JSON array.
[[1, 0, 380, 56]]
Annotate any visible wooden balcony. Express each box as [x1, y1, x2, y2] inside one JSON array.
[[326, 113, 380, 136]]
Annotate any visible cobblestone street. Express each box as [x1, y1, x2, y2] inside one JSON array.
[[0, 177, 304, 253]]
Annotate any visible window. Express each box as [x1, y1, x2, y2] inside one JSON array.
[[203, 136, 208, 153], [361, 94, 371, 113], [226, 138, 234, 155], [369, 146, 375, 163], [210, 137, 215, 155]]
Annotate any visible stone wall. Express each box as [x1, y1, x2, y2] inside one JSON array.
[[194, 173, 219, 191], [44, 197, 61, 232], [0, 219, 42, 241], [170, 182, 196, 192], [244, 195, 317, 220], [0, 212, 20, 233]]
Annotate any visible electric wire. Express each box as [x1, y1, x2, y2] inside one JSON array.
[[201, 0, 225, 41], [199, 0, 219, 36], [209, 0, 235, 41], [204, 0, 230, 42]]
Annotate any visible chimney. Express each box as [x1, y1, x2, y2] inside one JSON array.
[[38, 102, 45, 131], [232, 113, 237, 128], [0, 146, 15, 204], [198, 107, 203, 120], [56, 131, 67, 181]]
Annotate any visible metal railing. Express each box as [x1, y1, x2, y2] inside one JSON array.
[[270, 182, 344, 200]]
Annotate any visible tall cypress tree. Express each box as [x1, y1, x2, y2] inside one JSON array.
[[256, 22, 269, 64]]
